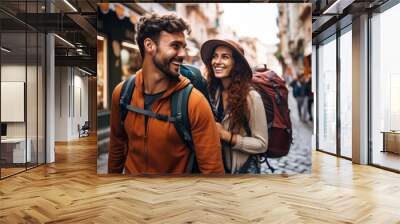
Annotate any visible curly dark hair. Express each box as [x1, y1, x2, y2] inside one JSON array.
[[206, 47, 252, 133], [135, 13, 191, 58]]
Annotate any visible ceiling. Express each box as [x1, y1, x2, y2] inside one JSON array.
[[312, 0, 389, 43], [0, 0, 97, 74]]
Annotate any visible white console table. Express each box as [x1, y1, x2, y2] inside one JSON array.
[[1, 138, 32, 163]]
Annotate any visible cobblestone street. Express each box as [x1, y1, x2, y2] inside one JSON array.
[[260, 86, 313, 174]]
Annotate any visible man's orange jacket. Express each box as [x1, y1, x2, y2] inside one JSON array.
[[108, 70, 225, 174]]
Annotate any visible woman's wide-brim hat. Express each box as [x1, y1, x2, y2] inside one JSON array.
[[200, 39, 252, 78]]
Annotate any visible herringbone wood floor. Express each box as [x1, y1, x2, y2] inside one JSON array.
[[1, 135, 400, 223]]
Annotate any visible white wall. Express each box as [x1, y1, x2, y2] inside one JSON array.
[[1, 63, 46, 164], [45, 33, 55, 163], [1, 65, 25, 140], [72, 71, 89, 138], [1, 82, 25, 121], [1, 65, 33, 138], [352, 14, 369, 164], [54, 67, 89, 141], [55, 66, 68, 141]]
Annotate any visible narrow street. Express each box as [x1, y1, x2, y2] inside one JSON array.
[[261, 85, 313, 174]]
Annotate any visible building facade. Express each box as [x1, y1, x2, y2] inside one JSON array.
[[175, 3, 222, 67], [277, 3, 312, 80]]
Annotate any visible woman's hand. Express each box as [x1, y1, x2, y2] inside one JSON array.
[[215, 122, 231, 142]]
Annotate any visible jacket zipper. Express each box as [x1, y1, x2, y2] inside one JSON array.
[[144, 101, 158, 173], [143, 95, 164, 173], [144, 117, 149, 173]]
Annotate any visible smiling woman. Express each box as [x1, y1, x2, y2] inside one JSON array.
[[211, 46, 234, 79], [201, 39, 268, 174]]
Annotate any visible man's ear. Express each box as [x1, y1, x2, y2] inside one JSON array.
[[144, 38, 155, 55]]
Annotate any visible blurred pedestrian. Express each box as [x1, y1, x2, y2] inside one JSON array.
[[305, 77, 313, 122], [282, 67, 293, 85], [290, 74, 307, 121], [201, 39, 268, 174]]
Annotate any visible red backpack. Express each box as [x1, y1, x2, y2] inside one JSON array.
[[252, 65, 293, 158]]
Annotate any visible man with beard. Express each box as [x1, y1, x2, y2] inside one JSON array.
[[108, 13, 225, 174]]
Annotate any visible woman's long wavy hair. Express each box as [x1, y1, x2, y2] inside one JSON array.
[[206, 46, 252, 133]]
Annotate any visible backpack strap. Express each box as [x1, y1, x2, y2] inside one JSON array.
[[180, 64, 217, 118], [171, 84, 197, 173], [119, 75, 177, 123], [270, 80, 290, 128], [269, 80, 293, 145], [119, 75, 136, 126], [125, 105, 177, 122]]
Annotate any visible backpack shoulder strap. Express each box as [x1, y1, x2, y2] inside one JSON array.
[[119, 75, 136, 126], [269, 79, 293, 144], [171, 84, 196, 173], [180, 64, 217, 118]]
